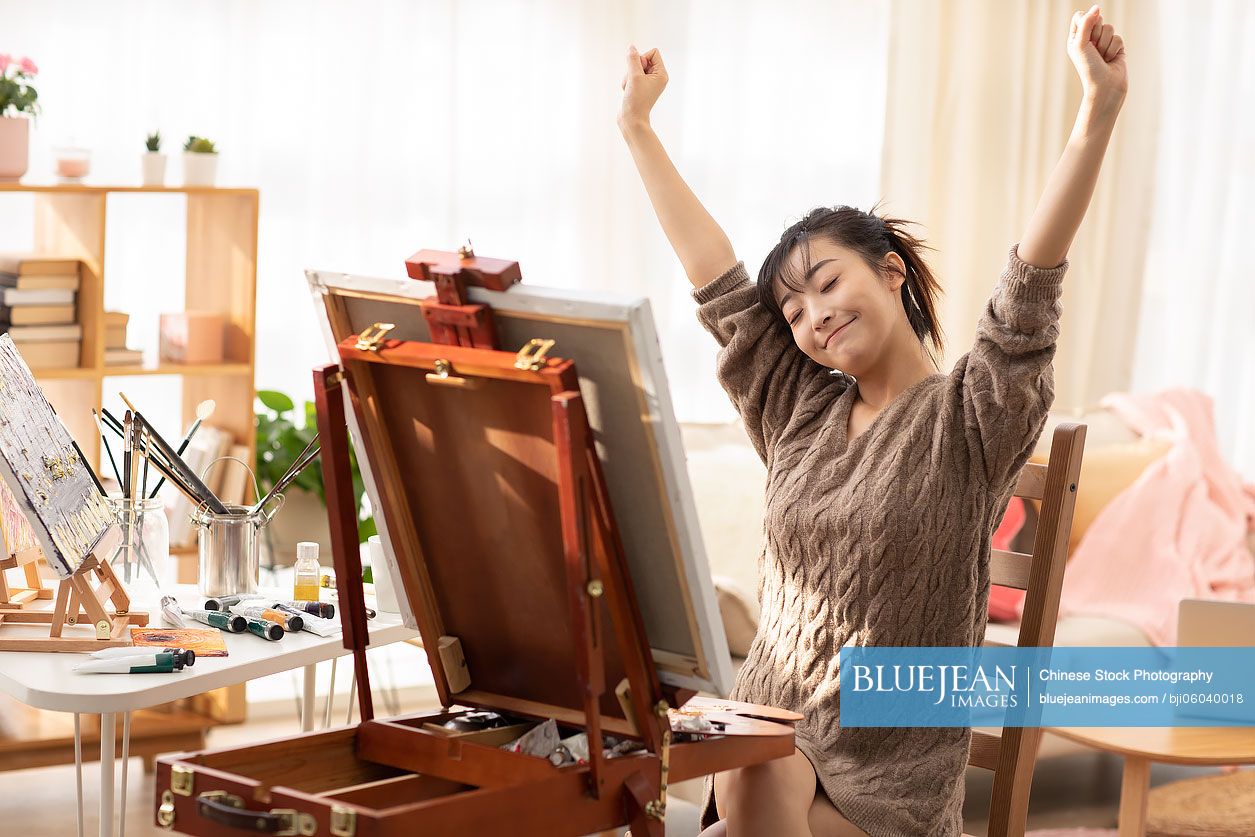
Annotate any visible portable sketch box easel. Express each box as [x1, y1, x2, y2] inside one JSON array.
[[153, 248, 797, 836], [0, 335, 147, 651]]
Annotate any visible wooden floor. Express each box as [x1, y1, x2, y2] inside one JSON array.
[[0, 717, 1234, 836]]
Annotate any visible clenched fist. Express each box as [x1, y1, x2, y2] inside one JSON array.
[[618, 45, 668, 129], [1068, 4, 1128, 109]]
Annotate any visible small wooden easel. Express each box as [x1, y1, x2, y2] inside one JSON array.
[[0, 546, 51, 610], [0, 554, 148, 652]]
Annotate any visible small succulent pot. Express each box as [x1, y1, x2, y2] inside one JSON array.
[[182, 151, 218, 187], [141, 151, 167, 186]]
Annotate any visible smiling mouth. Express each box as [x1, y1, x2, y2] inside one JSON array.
[[823, 316, 856, 349]]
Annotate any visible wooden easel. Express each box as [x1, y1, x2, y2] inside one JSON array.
[[0, 546, 51, 610], [0, 554, 148, 651]]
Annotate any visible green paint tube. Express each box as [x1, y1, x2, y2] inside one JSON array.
[[245, 617, 284, 641], [186, 608, 248, 633]]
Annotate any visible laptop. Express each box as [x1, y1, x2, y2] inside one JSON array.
[[1174, 599, 1255, 723]]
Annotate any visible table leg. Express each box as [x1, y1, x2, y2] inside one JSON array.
[[301, 663, 316, 732], [74, 713, 84, 837], [323, 656, 337, 729], [118, 712, 131, 837], [99, 712, 115, 837], [1118, 756, 1151, 837]]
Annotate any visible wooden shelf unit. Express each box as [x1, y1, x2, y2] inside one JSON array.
[[0, 182, 259, 476], [0, 183, 257, 765]]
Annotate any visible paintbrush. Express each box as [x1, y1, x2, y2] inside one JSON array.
[[148, 399, 215, 499], [140, 425, 151, 499], [92, 408, 123, 485], [251, 437, 320, 514], [121, 411, 134, 582], [119, 393, 229, 514], [68, 437, 107, 497]]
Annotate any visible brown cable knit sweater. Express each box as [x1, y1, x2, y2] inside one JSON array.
[[693, 244, 1068, 836]]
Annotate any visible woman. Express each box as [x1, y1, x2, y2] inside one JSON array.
[[618, 6, 1127, 836]]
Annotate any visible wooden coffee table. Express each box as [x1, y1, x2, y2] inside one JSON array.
[[1046, 726, 1255, 836]]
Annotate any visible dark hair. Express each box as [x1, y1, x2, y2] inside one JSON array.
[[756, 201, 945, 357]]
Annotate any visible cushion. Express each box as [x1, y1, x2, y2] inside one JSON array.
[[1028, 438, 1170, 555], [988, 497, 1027, 622], [712, 575, 759, 658]]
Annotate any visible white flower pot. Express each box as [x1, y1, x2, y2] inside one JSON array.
[[0, 116, 31, 182], [182, 151, 218, 187], [141, 152, 167, 186]]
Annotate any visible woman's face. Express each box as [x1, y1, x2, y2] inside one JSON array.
[[773, 238, 908, 375]]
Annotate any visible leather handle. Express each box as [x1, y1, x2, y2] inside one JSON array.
[[195, 793, 298, 833]]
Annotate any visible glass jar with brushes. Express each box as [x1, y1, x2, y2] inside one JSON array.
[[104, 494, 170, 596]]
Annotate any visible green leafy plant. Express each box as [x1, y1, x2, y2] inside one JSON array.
[[0, 54, 39, 118], [255, 390, 376, 542], [145, 131, 161, 152], [184, 135, 218, 154]]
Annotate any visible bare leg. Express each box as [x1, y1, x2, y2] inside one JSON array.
[[808, 793, 872, 837], [714, 747, 817, 837]]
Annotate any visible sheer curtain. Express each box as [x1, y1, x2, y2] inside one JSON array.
[[880, 0, 1162, 411], [1129, 0, 1255, 478], [0, 0, 889, 423]]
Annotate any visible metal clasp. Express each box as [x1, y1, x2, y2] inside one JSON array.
[[171, 764, 194, 797], [330, 805, 358, 836], [645, 700, 671, 821], [514, 338, 556, 371], [273, 808, 317, 836], [157, 790, 176, 829], [355, 322, 396, 352]]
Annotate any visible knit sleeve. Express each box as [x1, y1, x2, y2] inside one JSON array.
[[693, 261, 838, 464], [952, 243, 1068, 486]]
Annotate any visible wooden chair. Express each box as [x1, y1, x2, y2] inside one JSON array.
[[965, 421, 1087, 837]]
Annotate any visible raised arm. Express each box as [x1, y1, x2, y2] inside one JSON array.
[[1018, 5, 1127, 268], [618, 46, 736, 288], [957, 7, 1127, 485]]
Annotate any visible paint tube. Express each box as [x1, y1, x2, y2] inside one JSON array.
[[244, 617, 285, 641], [73, 650, 195, 674], [90, 646, 179, 660], [161, 595, 186, 627], [185, 608, 248, 633], [204, 593, 267, 611], [273, 603, 341, 637], [229, 605, 304, 633], [278, 600, 335, 619]]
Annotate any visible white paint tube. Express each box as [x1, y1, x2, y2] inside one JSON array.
[[73, 650, 195, 673], [161, 595, 186, 627], [90, 646, 179, 660], [273, 603, 341, 637]]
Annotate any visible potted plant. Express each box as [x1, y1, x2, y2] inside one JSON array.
[[141, 131, 166, 186], [0, 54, 39, 181], [255, 390, 375, 568], [182, 135, 218, 186]]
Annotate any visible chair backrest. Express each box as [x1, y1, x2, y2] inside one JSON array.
[[969, 421, 1087, 837]]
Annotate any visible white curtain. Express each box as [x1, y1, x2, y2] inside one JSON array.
[[1129, 0, 1255, 478], [0, 0, 889, 424], [880, 0, 1162, 412]]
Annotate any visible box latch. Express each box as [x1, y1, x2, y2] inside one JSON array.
[[330, 805, 357, 836], [170, 764, 194, 797]]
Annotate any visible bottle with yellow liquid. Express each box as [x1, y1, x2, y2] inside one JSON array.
[[293, 541, 321, 601]]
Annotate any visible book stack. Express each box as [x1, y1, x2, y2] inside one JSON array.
[[0, 254, 82, 368], [103, 310, 143, 367]]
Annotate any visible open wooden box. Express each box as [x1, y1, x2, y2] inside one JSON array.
[[154, 251, 798, 836]]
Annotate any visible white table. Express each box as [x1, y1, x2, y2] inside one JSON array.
[[0, 585, 419, 837]]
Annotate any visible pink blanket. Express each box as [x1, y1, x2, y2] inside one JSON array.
[[1028, 389, 1255, 646]]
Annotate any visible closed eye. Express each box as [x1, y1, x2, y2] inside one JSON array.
[[821, 276, 839, 293]]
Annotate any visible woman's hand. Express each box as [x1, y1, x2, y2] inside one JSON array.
[[1068, 5, 1127, 111], [618, 45, 668, 130]]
